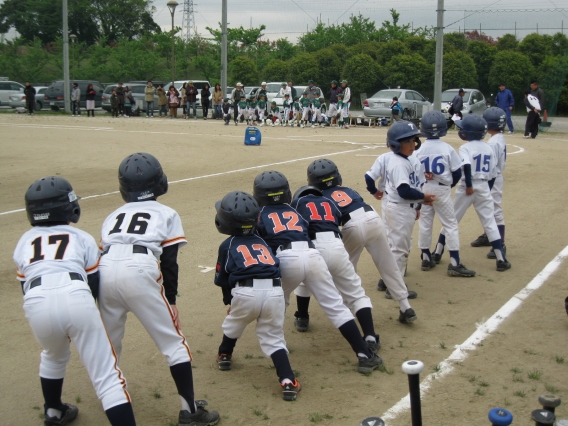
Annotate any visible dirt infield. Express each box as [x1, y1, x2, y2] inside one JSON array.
[[1, 115, 567, 426]]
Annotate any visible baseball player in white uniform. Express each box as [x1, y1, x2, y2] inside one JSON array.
[[433, 115, 511, 272], [340, 80, 351, 129], [365, 151, 393, 226], [383, 122, 437, 282], [415, 110, 476, 277], [98, 153, 220, 426], [253, 171, 383, 374], [310, 159, 419, 324], [14, 176, 137, 426]]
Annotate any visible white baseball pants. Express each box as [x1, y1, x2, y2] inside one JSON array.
[[342, 208, 410, 301], [222, 283, 287, 357], [283, 107, 291, 122], [257, 109, 265, 121], [341, 102, 350, 119], [237, 107, 248, 122], [294, 232, 373, 314], [327, 103, 338, 118], [385, 202, 417, 276], [277, 241, 354, 328], [301, 107, 310, 121], [312, 107, 322, 123], [491, 174, 504, 225], [23, 272, 131, 410], [419, 182, 460, 251], [98, 245, 192, 367]]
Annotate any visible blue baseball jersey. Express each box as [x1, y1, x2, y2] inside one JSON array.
[[291, 195, 342, 236], [321, 186, 369, 216], [257, 205, 310, 252]]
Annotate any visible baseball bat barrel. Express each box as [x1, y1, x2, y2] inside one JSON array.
[[531, 409, 556, 425], [488, 408, 513, 425], [402, 360, 424, 426], [538, 394, 561, 414]]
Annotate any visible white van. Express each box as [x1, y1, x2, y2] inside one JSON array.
[[0, 81, 25, 106]]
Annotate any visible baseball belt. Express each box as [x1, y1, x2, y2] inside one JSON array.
[[28, 272, 84, 290]]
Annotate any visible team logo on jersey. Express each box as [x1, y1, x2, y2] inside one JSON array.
[[68, 191, 77, 202], [33, 212, 50, 220], [138, 191, 154, 200]]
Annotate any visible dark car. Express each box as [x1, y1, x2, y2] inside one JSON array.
[[44, 80, 104, 111]]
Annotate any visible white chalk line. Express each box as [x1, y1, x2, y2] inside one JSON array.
[[506, 144, 525, 155], [381, 244, 568, 424], [0, 145, 377, 217]]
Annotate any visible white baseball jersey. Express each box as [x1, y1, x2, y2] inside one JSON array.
[[366, 152, 394, 192], [526, 94, 541, 112], [415, 139, 462, 186], [101, 200, 187, 257], [488, 133, 506, 176], [14, 225, 99, 293], [386, 153, 424, 204], [459, 141, 497, 181]]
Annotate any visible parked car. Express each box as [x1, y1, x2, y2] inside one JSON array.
[[363, 89, 431, 120], [44, 80, 104, 111], [272, 86, 327, 114], [264, 82, 286, 102], [164, 80, 211, 108], [9, 86, 48, 110], [441, 89, 487, 118], [245, 86, 260, 101], [0, 80, 25, 106], [101, 83, 160, 112]]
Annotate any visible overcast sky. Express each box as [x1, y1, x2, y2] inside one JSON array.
[[152, 0, 568, 41]]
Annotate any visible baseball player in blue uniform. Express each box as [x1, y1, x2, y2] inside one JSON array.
[[14, 176, 137, 426], [290, 185, 380, 352], [415, 111, 476, 277], [253, 171, 383, 373], [98, 153, 219, 426], [432, 115, 511, 272], [309, 159, 419, 324], [213, 191, 300, 401]]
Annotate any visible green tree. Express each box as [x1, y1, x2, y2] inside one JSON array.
[[288, 53, 319, 85], [0, 38, 59, 82], [551, 32, 568, 56], [229, 56, 259, 86], [297, 23, 342, 52], [314, 48, 342, 85], [340, 14, 379, 45], [444, 32, 468, 51], [488, 51, 534, 105], [538, 55, 568, 113], [442, 51, 477, 90], [193, 54, 220, 84], [466, 40, 496, 95], [383, 54, 432, 95], [496, 34, 518, 51], [346, 41, 382, 61], [518, 33, 553, 68], [341, 54, 381, 99], [263, 59, 288, 82], [377, 40, 409, 65]]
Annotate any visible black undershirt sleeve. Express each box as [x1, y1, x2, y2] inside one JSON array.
[[160, 244, 180, 305], [87, 271, 100, 301]]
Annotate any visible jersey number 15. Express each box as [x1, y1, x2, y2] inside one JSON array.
[[472, 154, 491, 172]]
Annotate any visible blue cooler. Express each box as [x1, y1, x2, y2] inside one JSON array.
[[244, 126, 261, 145]]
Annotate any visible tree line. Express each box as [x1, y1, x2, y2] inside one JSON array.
[[1, 4, 567, 114]]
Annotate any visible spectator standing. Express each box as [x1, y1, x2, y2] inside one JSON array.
[[145, 81, 155, 118], [494, 83, 514, 133], [71, 82, 81, 116], [523, 90, 541, 139], [530, 80, 545, 114], [201, 83, 211, 120], [85, 83, 96, 117], [340, 80, 351, 129], [326, 80, 342, 125], [116, 83, 125, 116], [157, 84, 168, 118], [278, 83, 291, 99], [389, 96, 403, 124], [212, 83, 223, 119], [110, 89, 119, 118], [306, 80, 321, 102], [288, 81, 297, 101], [181, 83, 188, 119], [24, 82, 36, 116], [123, 86, 134, 117], [230, 83, 245, 123], [168, 86, 180, 118], [186, 81, 198, 119]]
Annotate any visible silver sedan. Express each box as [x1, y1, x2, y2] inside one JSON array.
[[9, 86, 48, 110], [363, 89, 431, 120]]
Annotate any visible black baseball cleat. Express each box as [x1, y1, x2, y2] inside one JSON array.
[[281, 379, 301, 401], [496, 260, 512, 272], [421, 259, 436, 271], [386, 288, 417, 299], [447, 263, 476, 277], [377, 279, 386, 291], [294, 317, 309, 332], [432, 253, 442, 264], [366, 334, 381, 353], [44, 403, 78, 426], [178, 406, 220, 425], [398, 308, 417, 324], [487, 245, 507, 259], [216, 354, 232, 371], [357, 353, 383, 374], [471, 233, 491, 247]]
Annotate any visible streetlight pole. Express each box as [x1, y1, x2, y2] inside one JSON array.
[[62, 0, 71, 113], [433, 0, 445, 111], [167, 1, 178, 86], [221, 0, 228, 96], [70, 34, 77, 81]]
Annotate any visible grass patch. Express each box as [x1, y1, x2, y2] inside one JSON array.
[[447, 300, 453, 304], [432, 364, 441, 373], [524, 349, 536, 355], [479, 380, 489, 387], [504, 397, 511, 407], [467, 375, 478, 383], [512, 375, 524, 383], [445, 324, 455, 328], [309, 413, 333, 423], [252, 384, 260, 390], [244, 354, 253, 359], [555, 355, 565, 364], [513, 390, 526, 397], [545, 383, 559, 393], [378, 364, 394, 375], [527, 369, 543, 380], [510, 367, 522, 374], [293, 370, 301, 377], [252, 408, 264, 417], [398, 340, 404, 348], [475, 388, 486, 396], [153, 391, 161, 399], [206, 332, 213, 337], [75, 396, 81, 403], [439, 342, 446, 349]]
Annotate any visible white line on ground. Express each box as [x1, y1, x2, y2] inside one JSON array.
[[506, 144, 525, 155], [380, 244, 568, 425], [0, 145, 377, 216]]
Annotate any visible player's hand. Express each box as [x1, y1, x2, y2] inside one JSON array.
[[373, 191, 383, 200], [466, 187, 474, 196], [424, 172, 434, 181], [423, 194, 436, 205], [226, 306, 231, 315], [415, 209, 420, 220], [509, 106, 513, 110], [171, 305, 181, 329]]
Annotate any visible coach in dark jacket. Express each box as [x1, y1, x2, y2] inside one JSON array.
[[116, 83, 125, 115], [24, 82, 36, 115], [450, 88, 465, 119], [495, 83, 515, 133], [530, 80, 545, 112]]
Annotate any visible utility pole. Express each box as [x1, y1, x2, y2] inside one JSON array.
[[221, 0, 227, 96], [62, 0, 71, 113], [433, 0, 444, 111]]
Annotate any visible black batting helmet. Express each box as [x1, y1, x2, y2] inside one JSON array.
[[253, 171, 292, 206], [215, 191, 259, 236], [293, 185, 323, 200], [25, 176, 81, 225], [118, 152, 168, 202], [307, 159, 342, 190]]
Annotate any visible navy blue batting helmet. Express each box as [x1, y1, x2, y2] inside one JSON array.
[[455, 114, 487, 141], [483, 107, 506, 131], [215, 191, 260, 236], [420, 110, 448, 139], [386, 121, 422, 153]]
